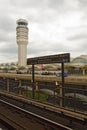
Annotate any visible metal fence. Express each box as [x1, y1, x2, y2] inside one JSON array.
[[0, 77, 87, 114]]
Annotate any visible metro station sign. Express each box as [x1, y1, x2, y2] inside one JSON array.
[[27, 53, 70, 65]]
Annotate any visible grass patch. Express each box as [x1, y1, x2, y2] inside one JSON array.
[[25, 90, 48, 102]]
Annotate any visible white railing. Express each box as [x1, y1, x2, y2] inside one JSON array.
[[0, 73, 87, 85]]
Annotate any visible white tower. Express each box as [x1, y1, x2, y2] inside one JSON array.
[[16, 19, 28, 66]]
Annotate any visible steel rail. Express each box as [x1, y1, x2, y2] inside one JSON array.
[[0, 99, 72, 130]]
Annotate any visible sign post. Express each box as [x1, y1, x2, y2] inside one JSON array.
[[61, 62, 64, 107], [27, 53, 70, 104], [32, 64, 35, 99]]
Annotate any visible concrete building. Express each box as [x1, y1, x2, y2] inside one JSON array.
[[16, 19, 28, 66]]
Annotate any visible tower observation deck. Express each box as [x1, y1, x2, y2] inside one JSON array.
[[16, 19, 28, 66]]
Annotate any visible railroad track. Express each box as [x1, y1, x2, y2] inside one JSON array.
[[0, 91, 87, 130], [0, 99, 72, 130]]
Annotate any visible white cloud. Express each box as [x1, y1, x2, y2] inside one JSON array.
[[0, 0, 87, 63]]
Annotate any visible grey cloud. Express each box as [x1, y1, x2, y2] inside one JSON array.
[[48, 0, 64, 9], [0, 33, 9, 42], [79, 0, 87, 9], [48, 0, 79, 13], [27, 41, 71, 57], [0, 41, 17, 54], [0, 32, 15, 43], [66, 25, 87, 42], [79, 42, 87, 51], [0, 14, 16, 47], [0, 15, 15, 44], [10, 0, 49, 8], [0, 53, 17, 63], [79, 0, 87, 16], [0, 16, 15, 32], [68, 33, 87, 41]]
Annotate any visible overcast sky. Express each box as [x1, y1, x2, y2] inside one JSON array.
[[0, 0, 87, 63]]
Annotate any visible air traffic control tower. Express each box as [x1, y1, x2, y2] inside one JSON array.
[[16, 19, 28, 66]]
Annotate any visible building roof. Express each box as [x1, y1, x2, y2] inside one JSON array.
[[71, 55, 87, 64]]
